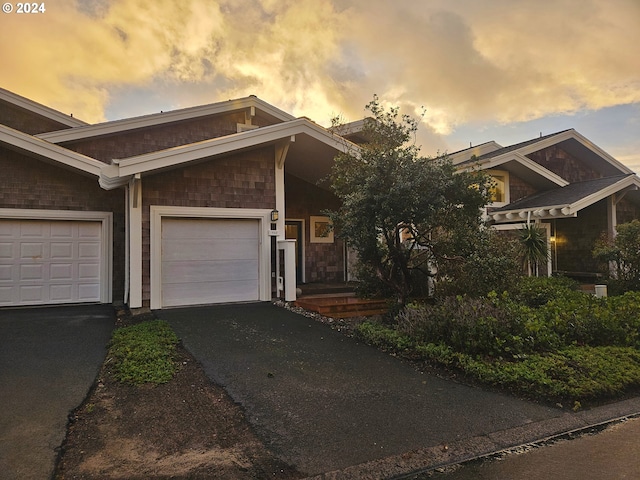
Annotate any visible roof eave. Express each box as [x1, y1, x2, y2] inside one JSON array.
[[0, 124, 102, 176], [36, 96, 296, 144], [0, 87, 87, 128]]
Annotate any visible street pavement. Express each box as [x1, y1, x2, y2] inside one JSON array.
[[0, 304, 114, 480], [428, 416, 640, 480]]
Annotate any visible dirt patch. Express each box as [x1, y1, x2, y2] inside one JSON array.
[[54, 341, 303, 480]]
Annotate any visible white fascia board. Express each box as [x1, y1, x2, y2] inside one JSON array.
[[448, 141, 504, 165], [0, 124, 102, 176], [115, 118, 358, 177], [515, 129, 633, 175], [0, 87, 88, 127], [37, 96, 296, 144], [490, 175, 640, 222], [571, 175, 640, 213], [473, 152, 569, 187]]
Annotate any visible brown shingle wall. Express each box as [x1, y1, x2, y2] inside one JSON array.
[[0, 100, 74, 134], [63, 112, 251, 163], [617, 197, 640, 225], [527, 146, 601, 183], [509, 173, 537, 203], [285, 174, 344, 283], [139, 147, 276, 305], [0, 148, 126, 300]]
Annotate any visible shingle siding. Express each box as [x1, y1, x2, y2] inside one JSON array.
[[139, 147, 276, 306], [62, 112, 259, 163], [0, 99, 75, 134], [526, 146, 601, 183], [0, 147, 126, 300]]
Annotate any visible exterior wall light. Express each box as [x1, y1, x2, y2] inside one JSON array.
[[271, 209, 279, 222]]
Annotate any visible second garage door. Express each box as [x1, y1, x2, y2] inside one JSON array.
[[0, 219, 103, 307], [161, 218, 260, 307]]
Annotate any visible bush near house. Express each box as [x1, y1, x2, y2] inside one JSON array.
[[357, 277, 640, 404], [594, 220, 640, 294]]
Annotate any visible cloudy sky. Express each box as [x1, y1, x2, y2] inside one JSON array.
[[1, 0, 639, 170]]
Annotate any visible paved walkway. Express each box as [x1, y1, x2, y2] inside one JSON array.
[[159, 302, 640, 478], [0, 305, 114, 480]]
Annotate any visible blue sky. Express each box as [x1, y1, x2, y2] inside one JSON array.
[[1, 0, 638, 171]]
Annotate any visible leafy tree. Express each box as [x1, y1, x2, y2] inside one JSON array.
[[435, 228, 524, 297], [327, 95, 492, 307], [593, 220, 640, 293]]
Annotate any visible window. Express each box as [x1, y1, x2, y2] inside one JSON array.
[[310, 216, 334, 243], [488, 170, 509, 205]]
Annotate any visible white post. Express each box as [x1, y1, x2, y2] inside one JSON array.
[[278, 239, 297, 301], [129, 175, 143, 308]]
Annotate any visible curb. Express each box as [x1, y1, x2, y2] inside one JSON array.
[[303, 396, 640, 480]]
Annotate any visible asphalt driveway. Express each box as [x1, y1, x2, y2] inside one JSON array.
[[0, 304, 115, 480], [159, 302, 569, 476]]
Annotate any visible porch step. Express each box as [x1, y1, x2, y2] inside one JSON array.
[[294, 294, 388, 318]]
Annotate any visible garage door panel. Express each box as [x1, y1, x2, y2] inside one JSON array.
[[50, 263, 73, 280], [50, 284, 73, 301], [163, 280, 258, 307], [163, 259, 258, 283], [161, 218, 260, 306], [78, 263, 100, 279], [163, 238, 259, 262], [0, 219, 103, 306]]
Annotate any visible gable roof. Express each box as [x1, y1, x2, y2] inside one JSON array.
[[37, 96, 296, 144], [0, 87, 88, 128], [99, 117, 358, 189], [457, 129, 633, 177], [489, 174, 640, 223], [0, 124, 103, 176]]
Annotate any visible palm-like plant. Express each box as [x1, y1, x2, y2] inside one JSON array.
[[519, 223, 548, 276]]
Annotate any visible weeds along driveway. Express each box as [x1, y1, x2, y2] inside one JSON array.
[[0, 304, 115, 480], [158, 302, 561, 476]]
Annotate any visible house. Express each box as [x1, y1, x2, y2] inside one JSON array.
[[0, 87, 354, 309], [2, 87, 639, 310], [450, 130, 640, 279]]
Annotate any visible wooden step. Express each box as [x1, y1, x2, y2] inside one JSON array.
[[294, 295, 388, 318]]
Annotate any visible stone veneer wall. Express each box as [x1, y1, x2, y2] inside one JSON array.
[[285, 174, 344, 283], [140, 147, 276, 305], [0, 148, 125, 300]]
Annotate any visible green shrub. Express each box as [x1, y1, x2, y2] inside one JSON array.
[[109, 320, 179, 386], [356, 319, 640, 402], [508, 275, 580, 308]]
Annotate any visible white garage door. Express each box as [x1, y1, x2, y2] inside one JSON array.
[[0, 219, 102, 306], [161, 218, 260, 307]]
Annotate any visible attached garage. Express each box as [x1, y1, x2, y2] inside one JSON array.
[[150, 207, 273, 309], [0, 212, 112, 307], [161, 218, 260, 307]]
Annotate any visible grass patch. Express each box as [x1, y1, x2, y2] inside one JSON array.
[[108, 319, 179, 386], [356, 320, 640, 404]]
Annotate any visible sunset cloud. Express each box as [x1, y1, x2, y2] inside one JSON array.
[[1, 0, 638, 157]]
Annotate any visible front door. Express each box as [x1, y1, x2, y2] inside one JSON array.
[[285, 220, 303, 283]]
